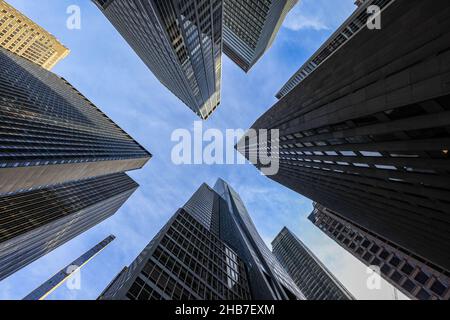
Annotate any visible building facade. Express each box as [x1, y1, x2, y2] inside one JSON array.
[[0, 45, 150, 281], [0, 0, 69, 70], [99, 180, 305, 300], [223, 0, 298, 72], [276, 0, 395, 99], [93, 0, 223, 120], [272, 227, 354, 300], [0, 174, 138, 281], [0, 47, 151, 195], [309, 203, 450, 300], [238, 0, 450, 272], [24, 235, 116, 300]]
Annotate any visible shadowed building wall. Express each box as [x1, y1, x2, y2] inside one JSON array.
[[239, 0, 450, 272]]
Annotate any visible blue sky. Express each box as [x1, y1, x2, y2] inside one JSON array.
[[0, 0, 407, 300]]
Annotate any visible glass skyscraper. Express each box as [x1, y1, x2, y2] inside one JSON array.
[[93, 0, 223, 120], [0, 47, 151, 195], [238, 0, 450, 274], [272, 227, 354, 300], [24, 235, 116, 300], [0, 173, 138, 281], [223, 0, 298, 72], [0, 43, 151, 280], [99, 179, 305, 300]]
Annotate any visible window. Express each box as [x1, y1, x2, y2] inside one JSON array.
[[389, 256, 401, 267], [430, 280, 447, 296], [401, 263, 414, 275], [401, 280, 416, 293], [379, 249, 390, 260], [416, 289, 431, 300], [414, 271, 429, 285], [390, 271, 403, 283]]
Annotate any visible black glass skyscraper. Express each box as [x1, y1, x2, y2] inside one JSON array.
[[0, 45, 150, 280], [238, 0, 450, 273], [93, 0, 223, 120], [0, 173, 138, 281], [272, 227, 354, 300], [99, 179, 305, 300], [0, 47, 151, 195]]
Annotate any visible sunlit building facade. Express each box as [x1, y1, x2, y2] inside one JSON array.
[[24, 235, 116, 300], [0, 0, 69, 70], [93, 0, 223, 120]]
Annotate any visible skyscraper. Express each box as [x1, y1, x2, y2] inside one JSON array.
[[238, 0, 450, 272], [0, 47, 151, 195], [0, 42, 150, 280], [24, 235, 116, 300], [276, 0, 395, 99], [272, 227, 354, 300], [309, 203, 450, 300], [92, 0, 223, 120], [99, 180, 305, 300], [0, 0, 69, 70], [223, 0, 298, 72], [0, 174, 138, 281]]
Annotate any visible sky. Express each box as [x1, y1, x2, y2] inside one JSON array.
[[0, 0, 408, 300]]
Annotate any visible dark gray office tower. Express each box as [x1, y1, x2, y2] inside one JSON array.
[[0, 173, 138, 281], [276, 0, 395, 99], [99, 179, 305, 300], [223, 0, 298, 72], [272, 227, 354, 300], [24, 235, 116, 300], [0, 47, 151, 195], [238, 0, 450, 273], [309, 204, 450, 300], [93, 0, 223, 120]]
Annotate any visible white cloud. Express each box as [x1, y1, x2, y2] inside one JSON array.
[[284, 14, 329, 31], [283, 0, 358, 32]]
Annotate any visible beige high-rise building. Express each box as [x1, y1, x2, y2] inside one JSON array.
[[0, 0, 69, 70]]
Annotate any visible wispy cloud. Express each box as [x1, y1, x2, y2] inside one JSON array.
[[284, 13, 329, 31], [283, 0, 357, 32]]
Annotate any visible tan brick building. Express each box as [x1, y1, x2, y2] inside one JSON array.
[[0, 0, 69, 70]]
